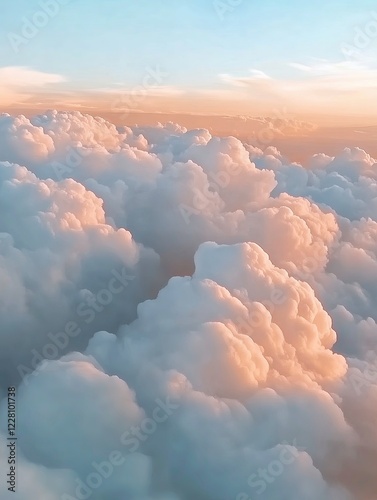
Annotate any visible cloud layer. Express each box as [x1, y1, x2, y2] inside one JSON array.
[[0, 110, 376, 499]]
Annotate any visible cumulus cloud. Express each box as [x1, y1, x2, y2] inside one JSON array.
[[0, 110, 376, 499]]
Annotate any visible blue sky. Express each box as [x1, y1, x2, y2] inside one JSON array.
[[1, 0, 377, 89], [1, 0, 377, 123]]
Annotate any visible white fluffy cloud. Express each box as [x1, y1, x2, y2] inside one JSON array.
[[0, 110, 376, 499]]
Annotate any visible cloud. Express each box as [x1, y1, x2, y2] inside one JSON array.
[[96, 85, 185, 97], [0, 110, 377, 499], [0, 66, 66, 87], [0, 66, 66, 106], [220, 69, 272, 87], [289, 60, 377, 90], [221, 61, 377, 118]]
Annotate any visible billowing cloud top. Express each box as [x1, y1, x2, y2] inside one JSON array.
[[0, 111, 376, 500]]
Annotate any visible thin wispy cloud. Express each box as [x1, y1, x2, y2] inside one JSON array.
[[0, 66, 66, 87], [219, 60, 377, 120], [0, 66, 66, 106], [96, 85, 184, 97]]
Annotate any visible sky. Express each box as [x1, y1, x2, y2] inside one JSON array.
[[1, 0, 377, 124]]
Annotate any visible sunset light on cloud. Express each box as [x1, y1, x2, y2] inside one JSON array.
[[1, 1, 377, 500]]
